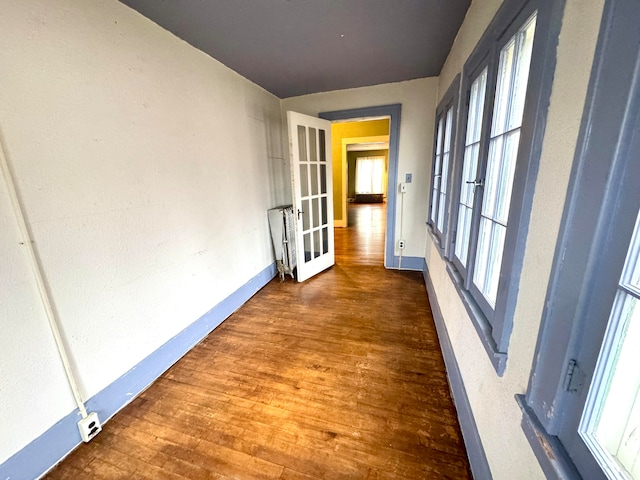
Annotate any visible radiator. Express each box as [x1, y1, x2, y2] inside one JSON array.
[[267, 205, 297, 280]]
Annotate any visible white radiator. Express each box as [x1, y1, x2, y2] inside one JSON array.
[[267, 205, 297, 280]]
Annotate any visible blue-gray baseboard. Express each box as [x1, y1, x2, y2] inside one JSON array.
[[422, 260, 493, 480], [0, 262, 277, 480]]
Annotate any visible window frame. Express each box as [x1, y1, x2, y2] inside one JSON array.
[[519, 0, 640, 477], [444, 0, 563, 375], [428, 75, 460, 251]]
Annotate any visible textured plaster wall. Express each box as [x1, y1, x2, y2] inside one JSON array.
[[282, 78, 438, 260], [425, 0, 607, 478], [0, 0, 284, 465]]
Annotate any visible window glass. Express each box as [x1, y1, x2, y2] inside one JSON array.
[[455, 68, 487, 266], [473, 13, 537, 305], [431, 118, 445, 223], [438, 107, 454, 232], [356, 157, 385, 195], [580, 209, 640, 479]]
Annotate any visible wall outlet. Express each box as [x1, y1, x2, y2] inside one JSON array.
[[405, 173, 412, 183], [400, 183, 408, 193], [398, 240, 406, 250], [78, 412, 102, 442]]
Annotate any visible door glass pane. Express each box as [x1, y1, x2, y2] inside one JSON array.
[[303, 233, 312, 263], [310, 164, 319, 195], [300, 164, 309, 197], [309, 127, 317, 162], [322, 227, 329, 254], [302, 199, 310, 231], [320, 164, 327, 194], [580, 210, 640, 479], [312, 197, 319, 228], [298, 125, 307, 162], [313, 230, 321, 258], [321, 197, 327, 225], [319, 129, 326, 161]]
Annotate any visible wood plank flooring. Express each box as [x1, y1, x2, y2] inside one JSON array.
[[46, 203, 471, 479]]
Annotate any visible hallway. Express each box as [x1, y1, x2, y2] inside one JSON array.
[[46, 204, 471, 479]]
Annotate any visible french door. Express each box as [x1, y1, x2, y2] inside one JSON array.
[[287, 111, 335, 282]]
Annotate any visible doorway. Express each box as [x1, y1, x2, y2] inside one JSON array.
[[320, 104, 401, 269]]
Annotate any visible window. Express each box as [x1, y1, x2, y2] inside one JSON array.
[[356, 156, 385, 195], [454, 69, 486, 267], [428, 76, 459, 249], [442, 0, 559, 374], [580, 211, 640, 478], [472, 14, 535, 307], [519, 1, 640, 477]]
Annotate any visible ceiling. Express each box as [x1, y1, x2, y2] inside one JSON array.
[[119, 0, 471, 99]]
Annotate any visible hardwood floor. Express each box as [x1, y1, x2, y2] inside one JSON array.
[[46, 203, 471, 479]]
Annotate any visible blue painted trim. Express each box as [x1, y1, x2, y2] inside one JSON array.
[[516, 394, 581, 479], [0, 262, 277, 480], [319, 104, 401, 270], [445, 262, 508, 376], [423, 260, 493, 480], [393, 255, 424, 271]]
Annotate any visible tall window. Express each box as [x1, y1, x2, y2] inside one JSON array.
[[442, 0, 557, 374], [580, 210, 640, 478], [455, 69, 487, 267], [454, 13, 537, 312], [520, 1, 640, 476], [474, 15, 536, 306], [429, 77, 459, 248], [356, 156, 385, 195]]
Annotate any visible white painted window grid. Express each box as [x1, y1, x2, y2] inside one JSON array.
[[580, 208, 640, 480], [455, 68, 487, 267], [461, 13, 537, 308]]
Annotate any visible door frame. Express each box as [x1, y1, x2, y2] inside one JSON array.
[[320, 104, 401, 269]]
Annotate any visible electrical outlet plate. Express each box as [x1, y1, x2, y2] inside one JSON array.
[[398, 240, 405, 250], [78, 412, 102, 442]]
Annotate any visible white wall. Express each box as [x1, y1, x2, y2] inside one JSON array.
[[425, 0, 606, 478], [0, 0, 284, 465], [282, 78, 439, 260]]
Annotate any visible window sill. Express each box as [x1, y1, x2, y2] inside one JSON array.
[[426, 222, 447, 259], [515, 394, 581, 479], [446, 262, 508, 375]]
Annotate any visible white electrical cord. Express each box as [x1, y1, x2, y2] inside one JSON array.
[[0, 137, 88, 419], [399, 188, 405, 270]]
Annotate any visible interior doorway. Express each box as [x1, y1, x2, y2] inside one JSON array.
[[320, 104, 401, 269]]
